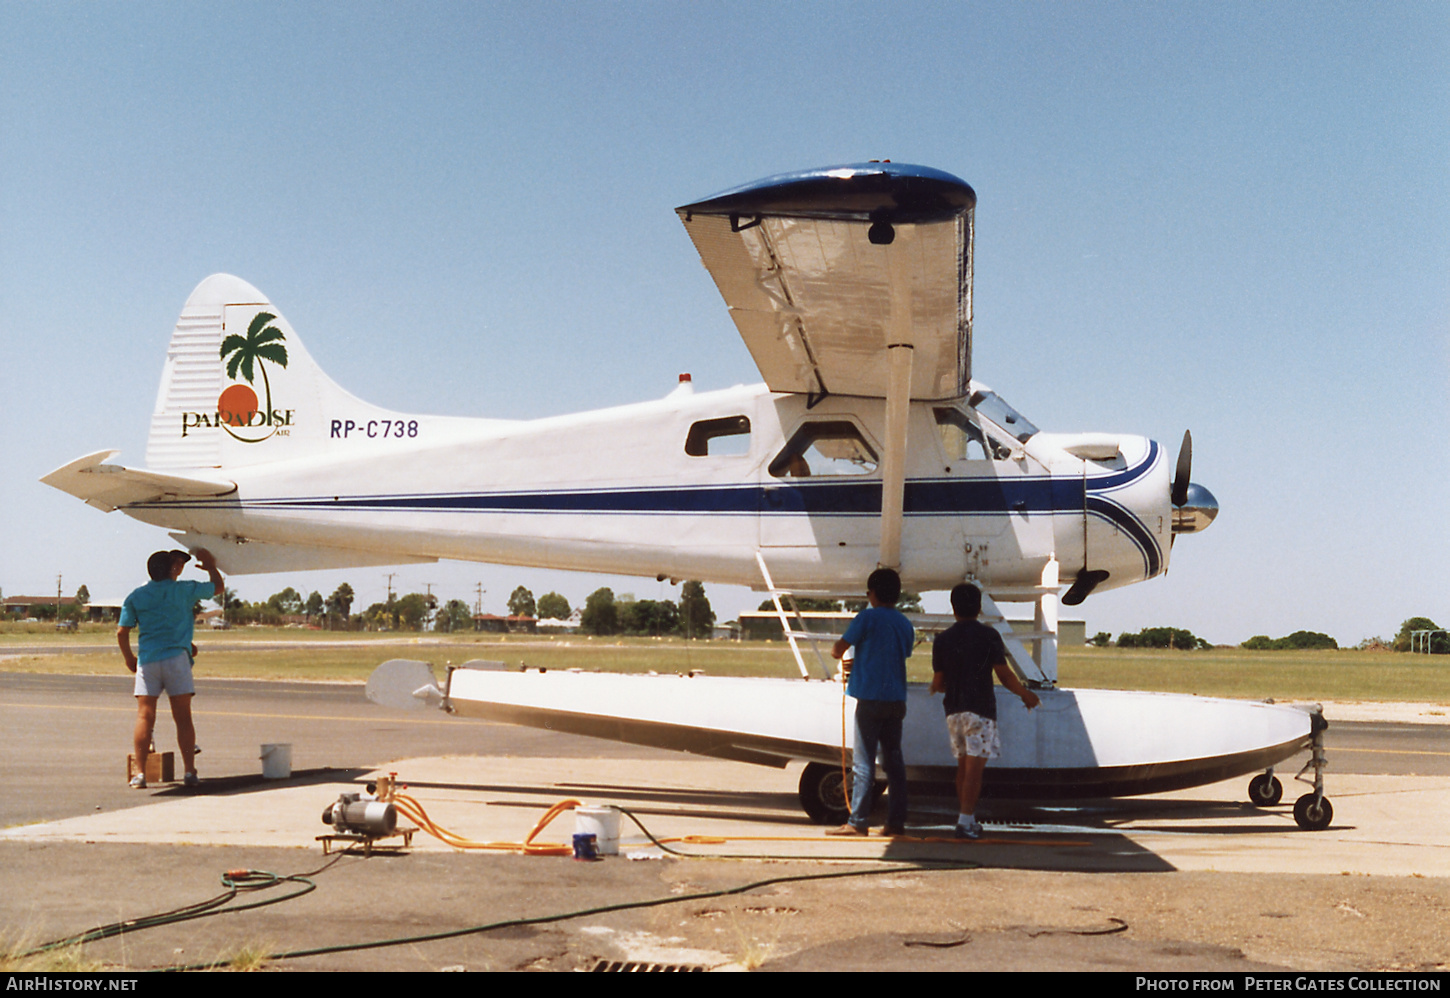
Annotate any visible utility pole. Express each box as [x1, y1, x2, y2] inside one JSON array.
[[474, 583, 485, 615], [56, 574, 63, 622], [382, 572, 398, 631]]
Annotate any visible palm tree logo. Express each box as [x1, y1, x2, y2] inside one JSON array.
[[218, 311, 289, 442]]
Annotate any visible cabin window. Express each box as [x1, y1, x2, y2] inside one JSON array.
[[935, 407, 1012, 461], [685, 415, 751, 457], [769, 421, 878, 478]]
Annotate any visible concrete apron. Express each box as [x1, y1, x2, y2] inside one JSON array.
[[3, 754, 1447, 878]]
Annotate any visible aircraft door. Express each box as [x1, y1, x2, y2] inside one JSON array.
[[760, 419, 882, 558], [933, 406, 1054, 589]]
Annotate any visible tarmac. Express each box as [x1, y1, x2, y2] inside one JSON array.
[[1, 683, 1447, 973]]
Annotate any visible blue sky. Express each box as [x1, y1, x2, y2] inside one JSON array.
[[2, 2, 1446, 645]]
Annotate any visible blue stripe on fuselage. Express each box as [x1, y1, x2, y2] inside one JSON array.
[[138, 476, 1093, 517], [1085, 440, 1163, 577]]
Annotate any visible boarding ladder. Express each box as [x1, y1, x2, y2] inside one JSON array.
[[755, 552, 836, 681]]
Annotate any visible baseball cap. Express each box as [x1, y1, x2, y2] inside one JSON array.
[[146, 549, 192, 580]]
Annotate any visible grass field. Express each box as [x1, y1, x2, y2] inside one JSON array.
[[3, 622, 1447, 703]]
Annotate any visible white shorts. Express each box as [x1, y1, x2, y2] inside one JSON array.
[[946, 711, 1000, 759], [134, 652, 195, 698]]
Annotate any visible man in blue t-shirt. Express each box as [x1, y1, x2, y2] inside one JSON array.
[[827, 567, 915, 836], [118, 548, 223, 788]]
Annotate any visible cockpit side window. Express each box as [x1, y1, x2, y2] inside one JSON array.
[[769, 421, 878, 478], [935, 407, 1014, 461], [935, 407, 988, 461], [685, 415, 751, 457]]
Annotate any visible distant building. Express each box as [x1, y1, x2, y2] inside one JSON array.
[[739, 610, 1086, 647], [472, 613, 538, 635], [739, 611, 855, 642], [4, 595, 121, 622], [87, 598, 124, 622], [5, 595, 77, 618]]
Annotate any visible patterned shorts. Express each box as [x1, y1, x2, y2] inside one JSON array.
[[946, 711, 1000, 759]]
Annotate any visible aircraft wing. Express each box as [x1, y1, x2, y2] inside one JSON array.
[[40, 450, 236, 512], [677, 163, 976, 401]]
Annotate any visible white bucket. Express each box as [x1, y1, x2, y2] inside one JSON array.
[[260, 743, 292, 779], [574, 805, 621, 855]]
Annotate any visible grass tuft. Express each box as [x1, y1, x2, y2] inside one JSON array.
[[222, 941, 273, 972], [0, 934, 106, 972]]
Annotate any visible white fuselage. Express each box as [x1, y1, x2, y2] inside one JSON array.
[[125, 380, 1171, 596]]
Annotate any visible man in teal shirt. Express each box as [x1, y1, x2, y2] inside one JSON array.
[[118, 548, 222, 788], [827, 567, 914, 836]]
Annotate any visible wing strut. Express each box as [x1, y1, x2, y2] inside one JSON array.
[[877, 231, 917, 570], [975, 559, 1060, 688]]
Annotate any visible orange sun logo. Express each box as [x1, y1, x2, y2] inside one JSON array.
[[218, 383, 259, 427]]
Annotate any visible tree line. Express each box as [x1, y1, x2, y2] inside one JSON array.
[[15, 580, 1442, 653], [217, 583, 356, 628], [1089, 626, 1333, 651], [1090, 626, 1214, 650], [209, 580, 716, 636], [1086, 617, 1447, 653], [578, 582, 715, 638]]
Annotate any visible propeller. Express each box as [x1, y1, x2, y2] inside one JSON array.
[[1172, 430, 1192, 509], [1169, 429, 1218, 542]]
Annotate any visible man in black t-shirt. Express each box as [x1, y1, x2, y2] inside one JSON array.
[[929, 583, 1040, 839]]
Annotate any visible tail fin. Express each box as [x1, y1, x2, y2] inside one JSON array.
[[146, 274, 403, 471]]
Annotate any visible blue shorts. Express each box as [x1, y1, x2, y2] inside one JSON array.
[[134, 652, 195, 698]]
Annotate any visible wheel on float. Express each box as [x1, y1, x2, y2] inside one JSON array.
[[798, 762, 851, 825], [1248, 773, 1283, 807], [1293, 793, 1333, 830]]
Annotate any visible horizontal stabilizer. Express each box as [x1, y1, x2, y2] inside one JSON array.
[[40, 450, 235, 512], [166, 531, 438, 576]]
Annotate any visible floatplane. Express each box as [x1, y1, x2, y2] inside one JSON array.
[[43, 162, 1332, 829]]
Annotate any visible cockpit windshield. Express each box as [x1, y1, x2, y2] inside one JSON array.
[[969, 390, 1039, 443]]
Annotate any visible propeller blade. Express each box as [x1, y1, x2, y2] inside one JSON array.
[[1172, 430, 1192, 508]]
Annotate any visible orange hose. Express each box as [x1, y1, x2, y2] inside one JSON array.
[[386, 788, 1082, 855], [520, 798, 583, 856]]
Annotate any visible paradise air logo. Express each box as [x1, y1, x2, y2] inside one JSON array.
[[180, 311, 296, 443]]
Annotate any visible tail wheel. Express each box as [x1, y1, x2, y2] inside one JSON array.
[[798, 762, 850, 825], [1293, 793, 1333, 831], [1248, 773, 1283, 807]]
